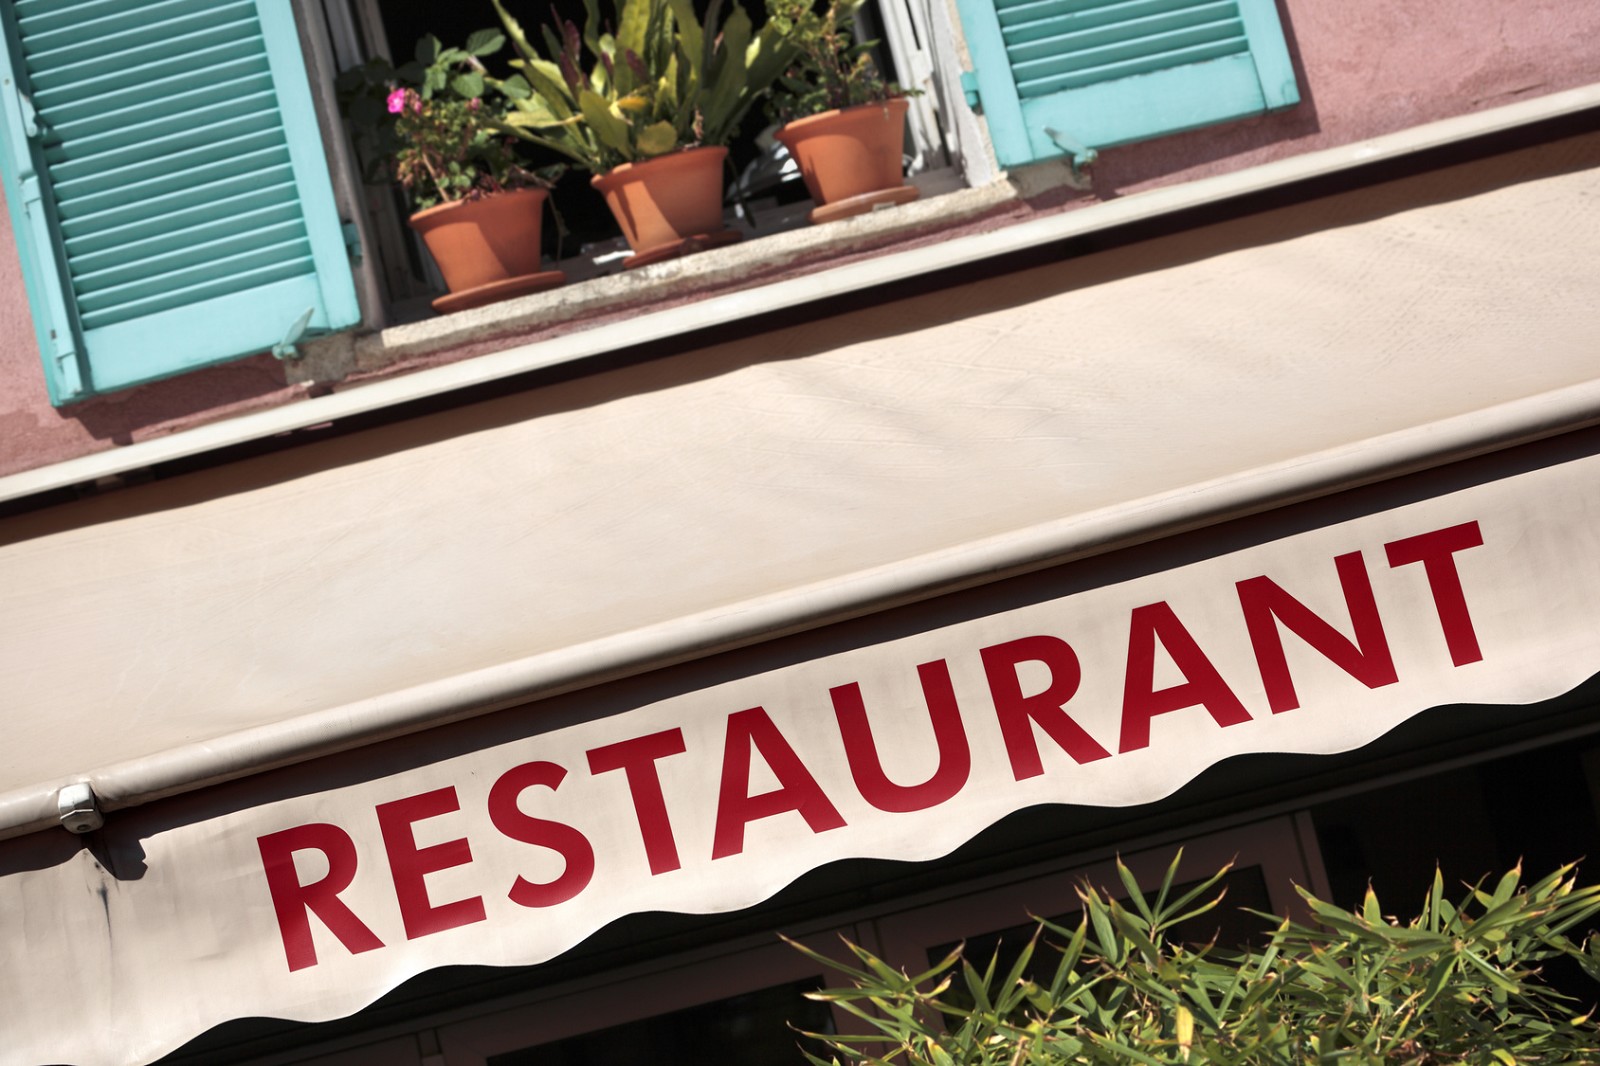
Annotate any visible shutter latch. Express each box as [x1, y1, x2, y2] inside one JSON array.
[[271, 307, 316, 361], [1044, 127, 1098, 179], [960, 71, 981, 112], [341, 221, 362, 263]]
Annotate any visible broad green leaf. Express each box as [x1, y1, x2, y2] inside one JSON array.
[[665, 0, 703, 77], [699, 5, 752, 143], [492, 0, 542, 66], [616, 0, 654, 75], [521, 59, 578, 116], [658, 54, 680, 117], [451, 71, 485, 99], [743, 23, 801, 99], [465, 29, 505, 55], [579, 88, 634, 160], [502, 108, 580, 129]]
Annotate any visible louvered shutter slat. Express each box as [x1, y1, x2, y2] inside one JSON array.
[[73, 218, 307, 299], [44, 99, 283, 175], [67, 194, 302, 263], [52, 131, 289, 205], [1004, 9, 1244, 66], [1011, 24, 1248, 95], [0, 0, 359, 403], [49, 70, 276, 144], [956, 0, 1300, 167], [996, 0, 1216, 32], [77, 239, 315, 326], [23, 2, 257, 70]]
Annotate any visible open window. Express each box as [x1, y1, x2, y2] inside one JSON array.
[[317, 0, 962, 316]]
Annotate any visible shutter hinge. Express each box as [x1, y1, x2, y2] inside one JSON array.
[[341, 220, 362, 263], [1044, 127, 1098, 180], [20, 174, 86, 399], [960, 71, 981, 112], [272, 307, 316, 361]]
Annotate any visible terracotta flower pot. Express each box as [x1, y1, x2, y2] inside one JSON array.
[[775, 98, 920, 224], [592, 146, 734, 259], [408, 187, 563, 311]]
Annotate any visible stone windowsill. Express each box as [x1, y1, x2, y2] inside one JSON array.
[[288, 170, 1021, 388]]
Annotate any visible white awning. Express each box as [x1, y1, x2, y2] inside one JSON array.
[[0, 132, 1598, 1066], [3, 432, 1600, 1066]]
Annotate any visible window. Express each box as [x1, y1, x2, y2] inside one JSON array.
[[0, 0, 360, 405], [872, 816, 1327, 981], [433, 933, 861, 1066], [952, 0, 1299, 168]]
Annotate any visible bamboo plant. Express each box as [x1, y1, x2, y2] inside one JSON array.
[[789, 856, 1600, 1065]]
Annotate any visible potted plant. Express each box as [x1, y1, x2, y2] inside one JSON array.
[[766, 0, 919, 224], [342, 33, 565, 312], [489, 0, 799, 266]]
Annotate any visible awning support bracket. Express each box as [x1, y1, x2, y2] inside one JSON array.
[[57, 783, 103, 834]]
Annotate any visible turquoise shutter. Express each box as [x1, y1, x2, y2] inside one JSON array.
[[0, 0, 359, 405], [955, 0, 1300, 168]]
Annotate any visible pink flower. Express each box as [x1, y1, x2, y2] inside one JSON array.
[[469, 98, 481, 110], [386, 88, 408, 114]]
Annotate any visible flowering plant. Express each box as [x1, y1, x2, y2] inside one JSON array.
[[339, 32, 548, 210], [764, 0, 914, 124]]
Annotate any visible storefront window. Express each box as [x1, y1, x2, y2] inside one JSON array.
[[482, 977, 835, 1065]]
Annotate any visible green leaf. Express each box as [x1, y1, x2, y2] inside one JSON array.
[[1362, 886, 1383, 926], [502, 108, 580, 129], [1118, 859, 1157, 928], [579, 88, 635, 161], [415, 33, 441, 64], [616, 0, 654, 75], [698, 5, 752, 144], [466, 28, 505, 56], [491, 0, 543, 66], [581, 0, 604, 57], [451, 71, 486, 99], [666, 0, 703, 78]]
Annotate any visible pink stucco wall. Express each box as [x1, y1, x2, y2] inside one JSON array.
[[2, 0, 1597, 479]]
